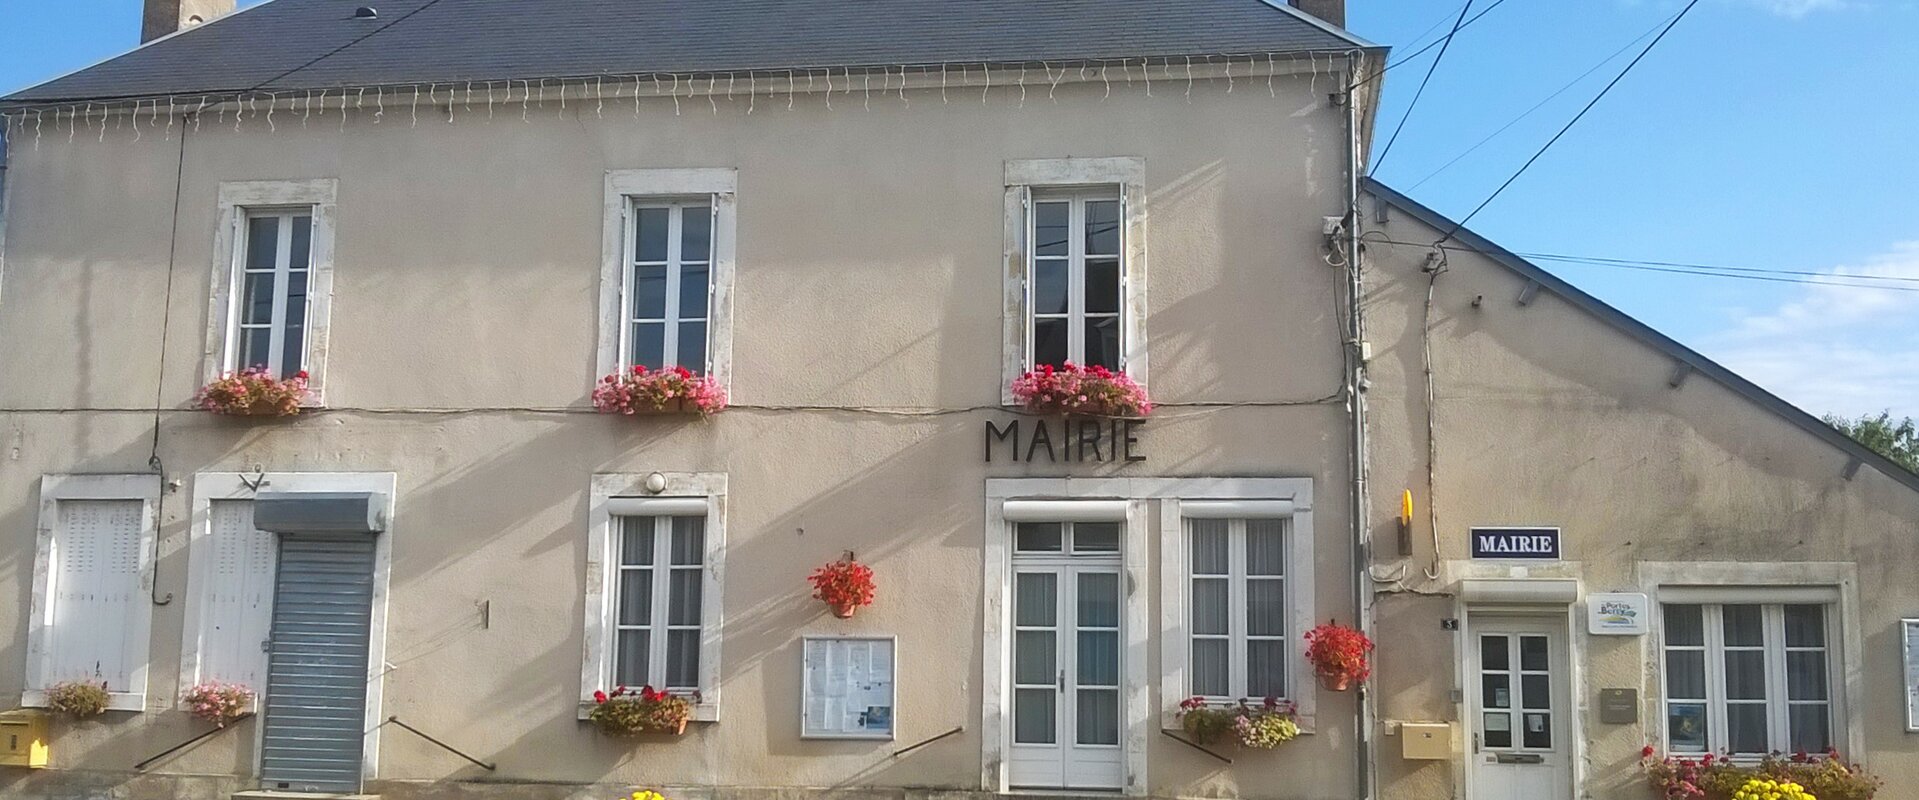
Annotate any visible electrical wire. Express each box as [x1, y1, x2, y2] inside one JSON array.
[[1363, 237, 1919, 293], [1404, 9, 1675, 191], [1348, 0, 1511, 93], [1370, 0, 1476, 175], [1436, 0, 1703, 244]]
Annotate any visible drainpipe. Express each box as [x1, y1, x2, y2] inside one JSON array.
[[0, 122, 11, 312], [1341, 50, 1377, 800]]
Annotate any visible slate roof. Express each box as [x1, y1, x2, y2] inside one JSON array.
[[4, 0, 1368, 105]]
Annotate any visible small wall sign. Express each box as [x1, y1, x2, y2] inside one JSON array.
[[1588, 593, 1650, 635], [1598, 688, 1639, 725], [1469, 527, 1560, 560]]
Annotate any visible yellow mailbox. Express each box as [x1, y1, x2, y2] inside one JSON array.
[[0, 710, 49, 768]]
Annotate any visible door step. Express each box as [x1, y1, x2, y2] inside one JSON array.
[[233, 792, 380, 800]]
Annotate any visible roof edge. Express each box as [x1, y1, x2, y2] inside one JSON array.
[[1362, 177, 1919, 496], [1, 0, 286, 102], [1255, 0, 1379, 49]]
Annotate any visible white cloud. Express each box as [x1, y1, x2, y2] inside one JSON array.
[[1742, 0, 1848, 16], [1702, 241, 1919, 420]]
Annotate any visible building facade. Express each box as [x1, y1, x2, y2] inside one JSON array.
[[0, 3, 1914, 800]]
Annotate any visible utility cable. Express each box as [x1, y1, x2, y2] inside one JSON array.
[[1364, 237, 1919, 293], [1349, 0, 1511, 93], [1436, 0, 1702, 244], [1370, 0, 1476, 175], [1406, 9, 1675, 191], [244, 0, 450, 92]]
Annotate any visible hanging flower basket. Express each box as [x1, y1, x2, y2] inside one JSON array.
[[1010, 363, 1151, 418], [1176, 696, 1301, 750], [1304, 621, 1373, 693], [182, 681, 256, 727], [593, 366, 727, 417], [808, 555, 876, 619], [45, 681, 111, 719], [195, 368, 310, 416], [589, 686, 696, 736]]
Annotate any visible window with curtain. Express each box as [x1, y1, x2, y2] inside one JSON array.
[[626, 199, 714, 372], [1187, 518, 1288, 700], [613, 515, 707, 691], [1028, 189, 1124, 370], [1662, 603, 1833, 755]]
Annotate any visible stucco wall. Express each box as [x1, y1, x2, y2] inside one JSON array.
[[1361, 194, 1919, 799], [0, 71, 1364, 799]]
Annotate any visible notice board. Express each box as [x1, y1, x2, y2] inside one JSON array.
[[802, 636, 896, 740]]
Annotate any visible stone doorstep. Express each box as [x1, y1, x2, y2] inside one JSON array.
[[232, 792, 380, 800]]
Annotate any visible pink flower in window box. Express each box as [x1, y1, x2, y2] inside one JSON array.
[[1011, 362, 1151, 418], [194, 367, 310, 416], [594, 365, 727, 417]]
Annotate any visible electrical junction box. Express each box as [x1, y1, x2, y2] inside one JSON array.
[[1400, 722, 1452, 760], [0, 709, 49, 768]]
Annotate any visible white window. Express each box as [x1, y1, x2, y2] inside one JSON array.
[[582, 473, 725, 720], [1155, 490, 1315, 730], [612, 514, 707, 690], [1904, 619, 1919, 733], [1186, 518, 1289, 701], [207, 179, 337, 399], [24, 475, 161, 711], [1028, 190, 1124, 370], [598, 170, 736, 384], [1002, 158, 1147, 402], [1661, 603, 1836, 755]]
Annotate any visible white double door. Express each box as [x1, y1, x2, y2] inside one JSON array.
[[1007, 561, 1124, 790], [1467, 615, 1573, 800]]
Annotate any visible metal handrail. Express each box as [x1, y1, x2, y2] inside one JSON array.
[[891, 725, 964, 758], [134, 713, 254, 771], [385, 716, 498, 771], [1159, 728, 1232, 764]]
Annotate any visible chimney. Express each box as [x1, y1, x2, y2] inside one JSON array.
[[1289, 0, 1347, 28], [142, 0, 235, 43]]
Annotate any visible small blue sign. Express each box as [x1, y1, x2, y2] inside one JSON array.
[[1470, 527, 1561, 560]]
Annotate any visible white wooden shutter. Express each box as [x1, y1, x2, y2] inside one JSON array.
[[198, 501, 278, 688], [47, 500, 144, 689]]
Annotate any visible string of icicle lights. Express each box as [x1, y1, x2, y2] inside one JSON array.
[[0, 51, 1369, 149]]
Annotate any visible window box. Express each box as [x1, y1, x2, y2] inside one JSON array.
[[593, 366, 727, 416], [1176, 697, 1301, 750], [587, 686, 696, 737], [1010, 363, 1151, 418], [194, 368, 311, 417]]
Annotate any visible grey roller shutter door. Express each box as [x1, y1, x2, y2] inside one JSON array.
[[259, 533, 375, 793]]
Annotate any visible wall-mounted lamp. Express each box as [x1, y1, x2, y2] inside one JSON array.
[[1397, 490, 1414, 556], [643, 472, 668, 494]]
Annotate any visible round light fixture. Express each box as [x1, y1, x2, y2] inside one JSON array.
[[643, 472, 668, 494]]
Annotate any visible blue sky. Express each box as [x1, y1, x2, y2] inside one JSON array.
[[1349, 0, 1919, 419], [3, 0, 1914, 418]]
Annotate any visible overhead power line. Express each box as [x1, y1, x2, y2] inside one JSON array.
[[1349, 0, 1512, 93], [1406, 9, 1676, 191], [1370, 0, 1477, 175], [1436, 0, 1703, 244], [1364, 238, 1919, 294]]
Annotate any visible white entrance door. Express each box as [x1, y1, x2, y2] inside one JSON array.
[[1007, 521, 1124, 790], [1468, 616, 1572, 800]]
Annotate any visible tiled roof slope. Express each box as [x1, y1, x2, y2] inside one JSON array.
[[6, 0, 1364, 104]]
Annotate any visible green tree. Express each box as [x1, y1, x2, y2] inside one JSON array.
[[1824, 411, 1919, 473]]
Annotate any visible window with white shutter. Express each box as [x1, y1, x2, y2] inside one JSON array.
[[180, 500, 278, 692], [24, 475, 160, 711]]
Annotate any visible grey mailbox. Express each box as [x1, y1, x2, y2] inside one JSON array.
[[252, 492, 389, 534]]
